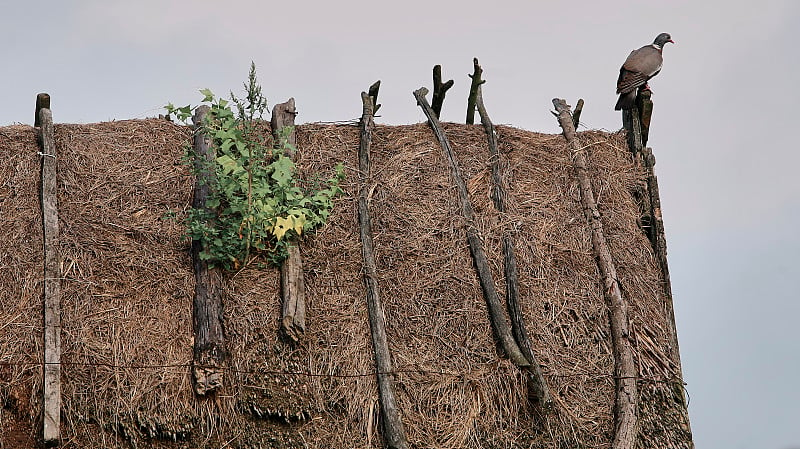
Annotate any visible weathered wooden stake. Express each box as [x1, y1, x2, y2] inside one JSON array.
[[553, 98, 638, 449], [358, 90, 409, 449], [37, 94, 61, 446], [414, 87, 529, 367], [475, 86, 553, 410], [271, 98, 307, 344], [191, 106, 226, 395], [430, 65, 454, 119], [466, 58, 485, 125]]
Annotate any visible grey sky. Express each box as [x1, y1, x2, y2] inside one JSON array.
[[3, 1, 799, 448]]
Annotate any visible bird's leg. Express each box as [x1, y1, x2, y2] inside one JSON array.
[[641, 83, 653, 93]]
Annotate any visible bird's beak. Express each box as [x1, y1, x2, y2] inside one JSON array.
[[668, 39, 675, 44]]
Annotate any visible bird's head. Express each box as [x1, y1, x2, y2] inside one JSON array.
[[653, 33, 674, 49]]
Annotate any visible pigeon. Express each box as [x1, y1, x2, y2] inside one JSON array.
[[615, 33, 674, 110]]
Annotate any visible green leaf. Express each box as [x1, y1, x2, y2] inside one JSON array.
[[216, 154, 238, 174], [200, 88, 215, 102]]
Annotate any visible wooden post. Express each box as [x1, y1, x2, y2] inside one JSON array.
[[191, 106, 226, 395], [358, 90, 409, 449], [271, 98, 306, 344], [637, 90, 653, 148], [466, 58, 485, 125], [622, 107, 643, 165], [430, 65, 454, 119], [475, 86, 553, 410], [553, 98, 638, 449], [414, 87, 529, 367], [37, 94, 61, 446]]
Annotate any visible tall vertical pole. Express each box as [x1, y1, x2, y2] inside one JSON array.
[[37, 93, 61, 446]]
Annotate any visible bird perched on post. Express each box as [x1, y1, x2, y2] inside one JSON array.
[[615, 33, 674, 110]]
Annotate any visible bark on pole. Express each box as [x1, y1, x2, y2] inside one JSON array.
[[271, 98, 306, 344], [466, 58, 485, 125], [553, 98, 638, 449], [476, 86, 552, 410], [430, 65, 454, 119], [358, 90, 409, 449], [191, 106, 226, 395], [38, 96, 61, 446], [414, 87, 529, 367]]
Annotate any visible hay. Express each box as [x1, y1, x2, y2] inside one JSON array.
[[0, 119, 690, 448]]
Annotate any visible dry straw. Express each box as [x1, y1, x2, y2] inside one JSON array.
[[0, 119, 690, 448]]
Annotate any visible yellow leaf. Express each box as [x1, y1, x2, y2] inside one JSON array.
[[292, 213, 306, 235], [273, 216, 291, 240]]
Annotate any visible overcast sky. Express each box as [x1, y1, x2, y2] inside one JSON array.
[[3, 2, 799, 448]]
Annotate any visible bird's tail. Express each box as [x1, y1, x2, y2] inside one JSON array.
[[614, 90, 637, 111]]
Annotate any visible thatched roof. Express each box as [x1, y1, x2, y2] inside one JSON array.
[[0, 119, 691, 448]]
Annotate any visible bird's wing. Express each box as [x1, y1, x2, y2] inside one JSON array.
[[616, 46, 663, 94]]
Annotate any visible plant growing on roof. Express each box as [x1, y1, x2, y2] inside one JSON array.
[[166, 63, 344, 270]]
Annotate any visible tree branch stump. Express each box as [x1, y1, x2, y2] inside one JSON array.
[[572, 98, 584, 130], [476, 86, 553, 410], [431, 65, 454, 119], [37, 97, 61, 446], [358, 91, 409, 449], [414, 87, 529, 367], [191, 106, 226, 396], [553, 98, 638, 449], [466, 58, 485, 125], [272, 98, 306, 344], [368, 80, 382, 115]]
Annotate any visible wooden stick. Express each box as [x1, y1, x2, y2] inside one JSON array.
[[475, 86, 553, 409], [368, 80, 382, 115], [572, 98, 584, 130], [272, 98, 307, 344], [38, 99, 61, 446], [191, 105, 226, 395], [431, 65, 454, 119], [466, 58, 485, 125], [414, 87, 529, 367], [553, 98, 638, 449], [358, 91, 409, 449]]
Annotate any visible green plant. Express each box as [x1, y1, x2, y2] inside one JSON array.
[[166, 64, 344, 270]]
